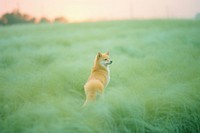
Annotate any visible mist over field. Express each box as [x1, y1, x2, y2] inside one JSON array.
[[0, 20, 200, 133]]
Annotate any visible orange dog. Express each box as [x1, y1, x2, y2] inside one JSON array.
[[83, 52, 112, 106]]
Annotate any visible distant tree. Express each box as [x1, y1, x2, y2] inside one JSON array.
[[195, 13, 200, 20], [54, 17, 68, 23], [0, 10, 35, 25], [0, 19, 4, 25], [0, 17, 8, 25], [0, 10, 68, 26], [39, 17, 50, 23]]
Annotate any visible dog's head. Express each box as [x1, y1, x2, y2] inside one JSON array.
[[96, 52, 112, 67]]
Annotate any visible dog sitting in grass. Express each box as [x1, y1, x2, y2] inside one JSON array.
[[83, 52, 112, 106]]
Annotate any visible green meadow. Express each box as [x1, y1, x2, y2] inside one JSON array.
[[0, 20, 200, 133]]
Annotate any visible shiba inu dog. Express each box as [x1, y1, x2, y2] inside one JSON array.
[[83, 52, 112, 107]]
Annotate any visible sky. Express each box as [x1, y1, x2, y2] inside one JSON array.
[[0, 0, 200, 22]]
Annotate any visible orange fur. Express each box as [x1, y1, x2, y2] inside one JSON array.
[[83, 52, 112, 107]]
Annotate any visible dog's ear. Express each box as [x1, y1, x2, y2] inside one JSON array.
[[106, 51, 109, 55], [97, 52, 102, 58]]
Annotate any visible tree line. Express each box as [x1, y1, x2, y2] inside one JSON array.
[[0, 10, 68, 25]]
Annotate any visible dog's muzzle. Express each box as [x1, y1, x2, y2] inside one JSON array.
[[108, 61, 112, 65]]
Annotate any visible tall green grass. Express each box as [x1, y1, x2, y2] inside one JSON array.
[[0, 20, 200, 133]]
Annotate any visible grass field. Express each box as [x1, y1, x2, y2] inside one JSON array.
[[0, 20, 200, 133]]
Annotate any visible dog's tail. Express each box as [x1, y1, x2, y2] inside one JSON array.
[[82, 90, 96, 107], [82, 100, 88, 107]]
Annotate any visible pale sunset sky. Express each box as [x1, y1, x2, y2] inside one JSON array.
[[0, 0, 200, 22]]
